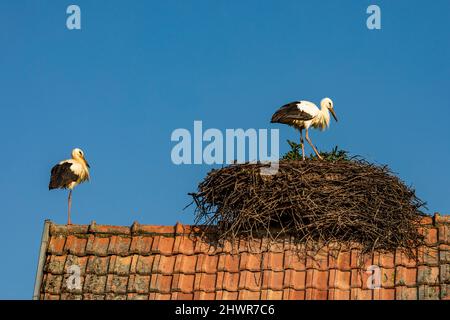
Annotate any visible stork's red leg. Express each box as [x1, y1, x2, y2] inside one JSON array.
[[299, 129, 305, 161], [68, 190, 72, 225], [305, 129, 323, 160]]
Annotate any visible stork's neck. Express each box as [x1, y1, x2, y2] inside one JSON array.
[[317, 106, 331, 130], [73, 156, 90, 171]]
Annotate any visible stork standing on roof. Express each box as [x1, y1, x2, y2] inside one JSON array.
[[271, 98, 338, 160], [49, 148, 90, 225]]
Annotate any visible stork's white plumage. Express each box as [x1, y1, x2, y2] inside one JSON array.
[[271, 98, 338, 160], [49, 148, 90, 224]]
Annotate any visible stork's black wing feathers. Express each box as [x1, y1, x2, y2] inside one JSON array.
[[49, 162, 78, 190], [270, 101, 314, 124]]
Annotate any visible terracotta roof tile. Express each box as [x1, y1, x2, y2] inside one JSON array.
[[284, 251, 306, 271], [149, 274, 172, 293], [265, 240, 284, 253], [374, 252, 395, 268], [417, 266, 440, 285], [129, 236, 153, 255], [418, 285, 440, 300], [194, 273, 217, 292], [238, 270, 262, 291], [418, 246, 439, 266], [306, 288, 327, 300], [439, 244, 450, 263], [440, 264, 450, 283], [240, 238, 262, 254], [284, 269, 306, 290], [43, 293, 60, 300], [64, 255, 88, 275], [262, 270, 284, 291], [350, 288, 372, 300], [419, 226, 438, 245], [328, 269, 351, 290], [89, 224, 130, 235], [350, 250, 372, 269], [84, 274, 107, 294], [193, 291, 216, 300], [151, 292, 171, 300], [173, 236, 196, 255], [374, 288, 395, 300], [174, 255, 197, 274], [48, 235, 66, 255], [217, 254, 240, 273], [240, 252, 262, 271], [151, 235, 175, 254], [439, 224, 450, 244], [61, 273, 84, 295], [395, 266, 417, 286], [110, 256, 132, 275], [43, 274, 63, 295], [262, 252, 284, 271], [440, 284, 449, 300], [329, 251, 351, 271], [38, 213, 450, 300], [221, 272, 239, 292], [86, 235, 110, 256], [134, 255, 154, 275], [172, 274, 195, 293], [152, 255, 175, 275], [45, 255, 66, 275], [395, 249, 417, 268], [238, 290, 260, 300], [194, 240, 216, 255], [86, 256, 110, 275], [196, 254, 219, 273], [128, 274, 150, 294], [380, 267, 395, 288], [106, 293, 126, 300], [396, 286, 417, 300], [284, 289, 305, 299], [328, 289, 350, 300], [306, 251, 328, 270], [306, 269, 328, 291], [108, 236, 131, 256], [106, 274, 128, 294], [65, 235, 87, 256], [137, 225, 174, 234], [261, 289, 283, 300], [127, 293, 148, 300], [61, 293, 82, 300]]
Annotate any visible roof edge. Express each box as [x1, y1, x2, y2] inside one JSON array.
[[32, 219, 51, 300]]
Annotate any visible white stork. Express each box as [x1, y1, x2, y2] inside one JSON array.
[[271, 98, 338, 160], [49, 148, 90, 225]]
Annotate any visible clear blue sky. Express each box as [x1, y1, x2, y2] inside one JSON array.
[[0, 0, 449, 299]]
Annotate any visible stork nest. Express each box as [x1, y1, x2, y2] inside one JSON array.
[[188, 150, 427, 257]]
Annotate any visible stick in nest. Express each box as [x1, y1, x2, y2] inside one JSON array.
[[188, 159, 427, 259]]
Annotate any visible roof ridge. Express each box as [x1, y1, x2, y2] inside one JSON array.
[[47, 213, 449, 236], [48, 221, 216, 236]]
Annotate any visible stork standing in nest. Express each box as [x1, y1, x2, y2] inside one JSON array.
[[271, 97, 338, 160], [49, 148, 90, 224]]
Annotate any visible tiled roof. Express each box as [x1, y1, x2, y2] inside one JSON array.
[[35, 214, 450, 300]]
